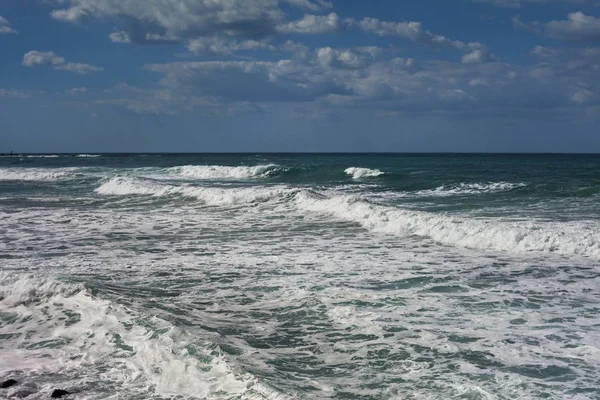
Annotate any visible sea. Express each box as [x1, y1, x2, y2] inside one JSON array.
[[1, 153, 599, 400]]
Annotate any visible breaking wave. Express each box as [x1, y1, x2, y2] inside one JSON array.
[[165, 164, 281, 180], [415, 182, 527, 197], [345, 167, 385, 179], [95, 176, 296, 205], [0, 273, 284, 399], [294, 192, 600, 259], [0, 168, 78, 181], [94, 177, 600, 258], [76, 154, 101, 158]]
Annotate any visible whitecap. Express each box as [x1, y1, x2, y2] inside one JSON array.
[[344, 167, 385, 179]]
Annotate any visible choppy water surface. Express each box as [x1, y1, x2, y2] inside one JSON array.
[[1, 154, 600, 399]]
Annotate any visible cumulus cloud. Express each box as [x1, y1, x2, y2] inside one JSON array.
[[109, 30, 131, 43], [0, 16, 17, 34], [133, 42, 599, 117], [22, 51, 65, 67], [22, 50, 103, 74], [462, 48, 496, 64], [356, 17, 496, 63], [277, 13, 345, 34], [49, 0, 332, 44], [515, 12, 600, 42], [357, 18, 466, 49]]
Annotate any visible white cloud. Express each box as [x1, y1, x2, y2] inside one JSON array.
[[0, 89, 29, 98], [277, 13, 345, 34], [316, 47, 366, 69], [515, 12, 600, 42], [356, 17, 495, 63], [22, 51, 65, 67], [109, 30, 131, 43], [136, 43, 598, 117], [0, 16, 17, 34], [49, 0, 331, 43], [356, 18, 467, 49], [462, 48, 496, 64], [22, 50, 103, 74]]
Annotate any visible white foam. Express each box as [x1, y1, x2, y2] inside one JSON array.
[[76, 154, 101, 158], [294, 191, 600, 258], [416, 182, 527, 197], [95, 176, 295, 205], [344, 167, 385, 179], [26, 155, 60, 158], [0, 168, 78, 181], [0, 273, 279, 399], [166, 164, 279, 180]]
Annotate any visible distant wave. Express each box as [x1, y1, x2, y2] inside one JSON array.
[[95, 176, 296, 205], [345, 167, 385, 179], [163, 164, 281, 180], [0, 168, 76, 181], [76, 154, 101, 158], [294, 191, 600, 259], [416, 182, 527, 197], [26, 155, 60, 158]]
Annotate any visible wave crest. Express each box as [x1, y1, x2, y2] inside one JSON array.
[[416, 182, 526, 197], [0, 168, 77, 181], [0, 273, 282, 399], [294, 192, 600, 258], [166, 164, 280, 180], [345, 167, 385, 179], [95, 176, 295, 205]]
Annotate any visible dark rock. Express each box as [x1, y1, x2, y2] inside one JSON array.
[[51, 389, 70, 398], [1, 379, 18, 388]]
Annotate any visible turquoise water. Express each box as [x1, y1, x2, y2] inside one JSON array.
[[1, 154, 599, 399]]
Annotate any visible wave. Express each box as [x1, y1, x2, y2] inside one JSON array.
[[294, 192, 600, 259], [165, 164, 281, 180], [95, 178, 600, 258], [345, 167, 385, 179], [0, 168, 78, 181], [25, 155, 60, 158], [76, 154, 101, 158], [0, 273, 282, 399], [415, 182, 527, 197], [95, 176, 296, 205]]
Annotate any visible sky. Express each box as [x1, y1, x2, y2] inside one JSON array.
[[1, 0, 600, 152]]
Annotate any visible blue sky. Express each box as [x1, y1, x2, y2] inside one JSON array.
[[1, 0, 600, 152]]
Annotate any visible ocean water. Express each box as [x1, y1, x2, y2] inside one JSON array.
[[1, 153, 599, 400]]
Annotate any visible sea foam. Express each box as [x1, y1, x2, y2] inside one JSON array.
[[294, 191, 600, 258], [416, 182, 527, 197], [95, 176, 295, 205], [0, 273, 283, 399], [0, 168, 77, 181], [166, 164, 280, 180], [345, 167, 385, 179]]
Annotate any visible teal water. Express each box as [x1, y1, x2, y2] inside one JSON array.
[[1, 154, 599, 399]]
